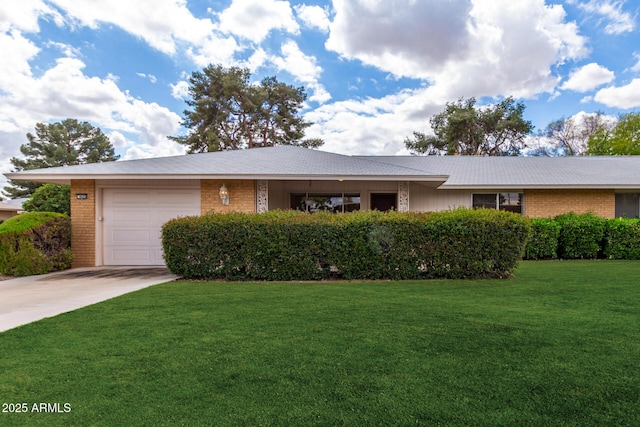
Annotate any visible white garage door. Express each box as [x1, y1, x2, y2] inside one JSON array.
[[102, 188, 201, 265]]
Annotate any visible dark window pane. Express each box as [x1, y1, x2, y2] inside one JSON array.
[[290, 193, 361, 213], [370, 193, 396, 211], [305, 194, 339, 212], [615, 193, 640, 218], [291, 194, 307, 211], [499, 193, 523, 214], [473, 194, 497, 209], [343, 194, 361, 212]]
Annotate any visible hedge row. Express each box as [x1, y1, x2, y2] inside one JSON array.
[[162, 209, 531, 281], [524, 213, 640, 260], [0, 212, 74, 276]]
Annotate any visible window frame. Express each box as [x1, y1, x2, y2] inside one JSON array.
[[615, 193, 640, 218], [291, 193, 361, 213], [472, 192, 524, 215]]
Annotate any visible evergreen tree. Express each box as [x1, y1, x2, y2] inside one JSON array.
[[170, 64, 323, 152], [4, 119, 119, 198], [405, 97, 532, 156]]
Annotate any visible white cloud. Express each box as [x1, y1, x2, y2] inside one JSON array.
[[305, 88, 443, 156], [170, 80, 190, 100], [294, 4, 330, 32], [186, 34, 241, 68], [215, 0, 299, 43], [578, 0, 635, 34], [594, 79, 640, 108], [270, 39, 330, 103], [561, 63, 615, 92], [0, 33, 185, 175], [0, 30, 39, 94], [326, 0, 588, 101], [630, 52, 640, 72], [0, 0, 63, 32], [137, 73, 158, 84], [47, 0, 215, 55], [45, 40, 80, 57]]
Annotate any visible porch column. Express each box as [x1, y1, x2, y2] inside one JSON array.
[[256, 180, 268, 213], [398, 181, 409, 212]]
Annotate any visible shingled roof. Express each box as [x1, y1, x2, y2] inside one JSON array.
[[5, 145, 640, 189], [4, 146, 446, 184], [360, 155, 640, 189]]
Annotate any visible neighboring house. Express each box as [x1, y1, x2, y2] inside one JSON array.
[[4, 146, 640, 267], [0, 201, 23, 221]]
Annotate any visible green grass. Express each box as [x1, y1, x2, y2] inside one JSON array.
[[1, 261, 639, 426]]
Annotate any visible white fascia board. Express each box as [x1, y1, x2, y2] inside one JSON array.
[[5, 173, 450, 183], [438, 184, 640, 190]]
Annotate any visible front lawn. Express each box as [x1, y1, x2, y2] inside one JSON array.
[[1, 261, 639, 426]]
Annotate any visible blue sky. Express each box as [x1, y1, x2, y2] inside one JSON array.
[[1, 0, 640, 192]]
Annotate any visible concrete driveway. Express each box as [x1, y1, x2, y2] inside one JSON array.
[[0, 267, 178, 332]]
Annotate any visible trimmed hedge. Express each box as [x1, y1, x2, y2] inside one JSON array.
[[162, 209, 531, 281], [554, 212, 606, 259], [524, 218, 561, 260], [604, 219, 640, 260], [522, 213, 640, 261], [0, 212, 74, 276]]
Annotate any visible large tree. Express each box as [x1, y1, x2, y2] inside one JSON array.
[[405, 97, 532, 156], [530, 112, 613, 156], [4, 119, 119, 199], [170, 64, 323, 153], [587, 112, 640, 155]]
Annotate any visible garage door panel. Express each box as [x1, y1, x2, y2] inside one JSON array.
[[106, 191, 152, 205], [107, 248, 154, 265], [110, 229, 151, 243], [157, 210, 196, 223], [112, 210, 151, 223], [102, 188, 201, 266]]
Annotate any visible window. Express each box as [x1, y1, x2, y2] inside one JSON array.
[[473, 193, 523, 214], [370, 193, 397, 212], [615, 193, 639, 218], [291, 193, 361, 213]]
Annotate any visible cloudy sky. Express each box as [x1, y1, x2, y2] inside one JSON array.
[[1, 0, 639, 191]]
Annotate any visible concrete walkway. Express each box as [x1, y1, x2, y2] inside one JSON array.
[[0, 267, 178, 332]]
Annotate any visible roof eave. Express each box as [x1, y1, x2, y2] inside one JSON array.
[[4, 173, 451, 184], [438, 184, 640, 190]]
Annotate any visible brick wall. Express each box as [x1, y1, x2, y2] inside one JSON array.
[[525, 189, 615, 218], [70, 180, 96, 267], [201, 179, 256, 214]]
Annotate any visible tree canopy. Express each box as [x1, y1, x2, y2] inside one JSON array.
[[4, 119, 119, 199], [404, 97, 532, 156], [22, 184, 71, 215], [587, 112, 640, 155], [529, 112, 613, 156], [170, 64, 323, 153]]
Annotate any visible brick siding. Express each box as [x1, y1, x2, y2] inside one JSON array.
[[525, 189, 615, 218], [201, 179, 256, 214], [70, 180, 96, 267]]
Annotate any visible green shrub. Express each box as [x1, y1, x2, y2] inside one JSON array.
[[0, 212, 73, 276], [604, 219, 640, 260], [554, 212, 606, 259], [22, 184, 71, 215], [162, 209, 530, 281], [524, 218, 561, 260]]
